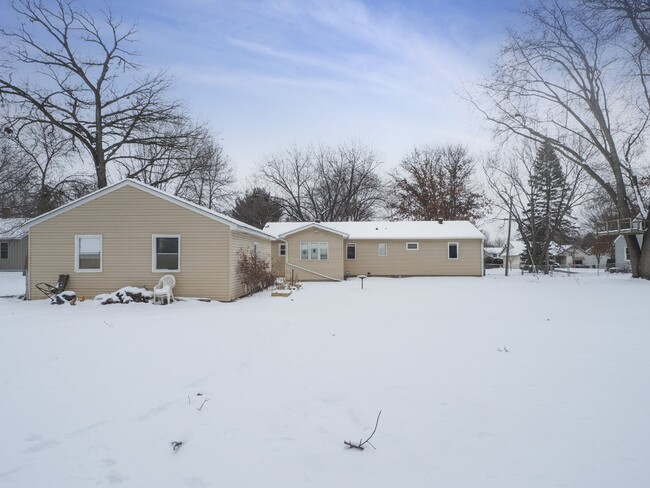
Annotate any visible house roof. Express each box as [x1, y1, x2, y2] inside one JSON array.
[[264, 220, 485, 240], [24, 179, 275, 240], [0, 218, 28, 239], [500, 240, 526, 257]]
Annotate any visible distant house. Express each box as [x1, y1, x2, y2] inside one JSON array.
[[614, 234, 644, 269], [263, 220, 485, 280], [499, 240, 526, 270], [0, 218, 28, 272], [24, 179, 274, 301], [554, 245, 602, 268]]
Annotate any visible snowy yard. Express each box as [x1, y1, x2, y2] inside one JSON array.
[[1, 270, 649, 487]]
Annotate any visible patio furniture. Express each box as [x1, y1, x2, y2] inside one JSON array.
[[153, 275, 176, 305], [35, 274, 69, 301]]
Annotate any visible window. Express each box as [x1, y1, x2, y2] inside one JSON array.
[[625, 246, 630, 260], [153, 235, 180, 272], [0, 242, 8, 259], [406, 242, 419, 251], [75, 235, 102, 272], [448, 242, 459, 260], [279, 243, 286, 256], [253, 242, 259, 257], [378, 243, 387, 256], [346, 243, 356, 260], [300, 242, 328, 260]]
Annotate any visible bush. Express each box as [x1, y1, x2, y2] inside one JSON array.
[[237, 249, 276, 297]]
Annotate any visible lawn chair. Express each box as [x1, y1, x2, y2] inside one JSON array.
[[153, 274, 176, 305], [35, 274, 69, 301]]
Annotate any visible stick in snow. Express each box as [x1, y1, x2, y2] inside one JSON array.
[[171, 441, 183, 452], [344, 411, 382, 451]]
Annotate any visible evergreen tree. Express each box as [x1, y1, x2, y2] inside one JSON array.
[[520, 142, 577, 271], [230, 188, 283, 229]]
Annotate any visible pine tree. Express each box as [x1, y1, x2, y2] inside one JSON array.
[[230, 188, 283, 229], [520, 142, 576, 272]]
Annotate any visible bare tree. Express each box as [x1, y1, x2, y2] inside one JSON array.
[[259, 141, 384, 221], [0, 0, 188, 189], [389, 144, 489, 221], [470, 0, 650, 278]]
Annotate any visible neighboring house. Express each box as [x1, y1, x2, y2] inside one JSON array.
[[554, 245, 603, 268], [264, 220, 485, 281], [484, 247, 502, 259], [614, 234, 644, 269], [0, 218, 28, 272], [499, 240, 526, 270], [24, 179, 274, 301]]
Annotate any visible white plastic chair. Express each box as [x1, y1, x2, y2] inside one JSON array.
[[153, 274, 176, 305]]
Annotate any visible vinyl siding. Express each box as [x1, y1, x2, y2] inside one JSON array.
[[343, 239, 482, 277], [0, 236, 27, 271], [271, 241, 286, 277], [229, 231, 272, 300], [283, 228, 344, 281], [28, 185, 233, 301]]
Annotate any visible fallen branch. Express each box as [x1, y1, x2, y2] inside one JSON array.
[[171, 441, 183, 452], [197, 397, 210, 412], [344, 410, 382, 451]]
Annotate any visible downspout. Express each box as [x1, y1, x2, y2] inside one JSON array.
[[281, 238, 342, 282]]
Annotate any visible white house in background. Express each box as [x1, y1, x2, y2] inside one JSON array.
[[499, 240, 526, 269], [0, 218, 28, 272], [554, 245, 602, 268], [614, 234, 644, 269], [484, 246, 502, 259]]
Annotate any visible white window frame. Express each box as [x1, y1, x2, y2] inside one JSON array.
[[0, 242, 8, 260], [346, 243, 356, 260], [152, 234, 181, 272], [279, 243, 286, 256], [406, 242, 419, 251], [448, 242, 459, 260], [74, 234, 103, 272], [300, 241, 329, 260], [378, 243, 388, 256]]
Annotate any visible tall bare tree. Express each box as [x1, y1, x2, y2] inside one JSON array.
[[470, 0, 650, 278], [0, 0, 188, 189], [389, 144, 489, 221], [259, 141, 384, 221]]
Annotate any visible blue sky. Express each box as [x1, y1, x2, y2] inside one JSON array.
[[1, 0, 522, 182]]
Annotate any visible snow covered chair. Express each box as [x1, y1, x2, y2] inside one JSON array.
[[153, 275, 176, 305], [36, 274, 69, 301]]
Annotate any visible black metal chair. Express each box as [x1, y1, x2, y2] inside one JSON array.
[[35, 274, 69, 300]]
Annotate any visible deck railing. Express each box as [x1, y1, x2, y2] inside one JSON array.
[[597, 218, 647, 235]]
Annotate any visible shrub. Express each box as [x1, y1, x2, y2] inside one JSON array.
[[237, 249, 276, 296]]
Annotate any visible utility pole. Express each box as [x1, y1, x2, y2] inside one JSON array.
[[505, 195, 513, 276]]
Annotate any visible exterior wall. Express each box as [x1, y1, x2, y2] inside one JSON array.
[[343, 239, 482, 277], [0, 236, 27, 271], [270, 241, 286, 276], [615, 234, 644, 267], [230, 231, 272, 300], [283, 228, 345, 281], [28, 185, 233, 301]]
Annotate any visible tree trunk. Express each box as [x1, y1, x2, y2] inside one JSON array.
[[626, 234, 642, 278], [638, 228, 650, 280]]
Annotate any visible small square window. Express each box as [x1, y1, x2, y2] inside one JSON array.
[[406, 242, 419, 251], [378, 243, 387, 256], [279, 243, 286, 256], [75, 235, 102, 272], [153, 235, 180, 272], [0, 242, 7, 260]]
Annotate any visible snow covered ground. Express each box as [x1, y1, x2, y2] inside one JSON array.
[[0, 272, 26, 297], [1, 270, 649, 487]]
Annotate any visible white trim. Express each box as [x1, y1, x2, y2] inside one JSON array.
[[406, 242, 419, 251], [74, 235, 103, 272], [346, 243, 356, 260], [279, 243, 286, 256], [278, 222, 350, 239], [24, 179, 274, 241], [378, 243, 388, 256], [299, 241, 329, 260], [448, 242, 459, 260], [152, 234, 181, 272]]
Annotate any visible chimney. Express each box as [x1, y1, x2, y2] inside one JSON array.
[[437, 218, 443, 224], [1, 207, 10, 219]]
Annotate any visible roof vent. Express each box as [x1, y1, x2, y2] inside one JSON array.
[[437, 218, 443, 224]]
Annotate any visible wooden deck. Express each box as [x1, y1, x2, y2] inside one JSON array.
[[596, 218, 647, 236]]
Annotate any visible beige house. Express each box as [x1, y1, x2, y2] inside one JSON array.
[[25, 179, 274, 301], [264, 220, 485, 281]]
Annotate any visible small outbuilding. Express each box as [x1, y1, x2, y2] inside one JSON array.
[[264, 220, 485, 281], [0, 218, 28, 272], [25, 179, 274, 301]]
